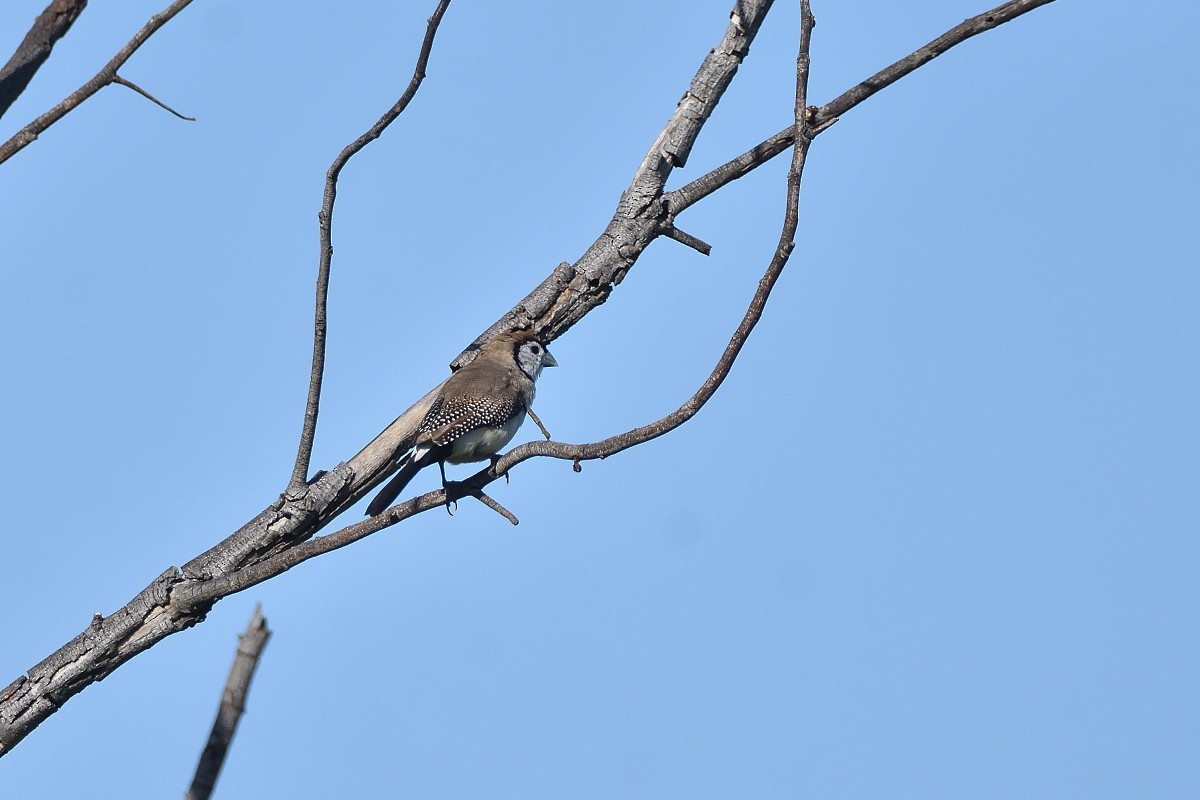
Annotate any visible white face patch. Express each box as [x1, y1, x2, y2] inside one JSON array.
[[516, 340, 555, 382]]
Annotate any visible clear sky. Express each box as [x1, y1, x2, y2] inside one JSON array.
[[2, 0, 1197, 797]]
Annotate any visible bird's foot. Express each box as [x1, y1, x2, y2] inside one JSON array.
[[442, 479, 463, 515]]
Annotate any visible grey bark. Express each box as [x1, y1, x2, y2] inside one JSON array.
[[0, 0, 1059, 757], [185, 606, 272, 800]]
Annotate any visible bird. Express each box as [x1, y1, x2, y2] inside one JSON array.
[[365, 330, 557, 516]]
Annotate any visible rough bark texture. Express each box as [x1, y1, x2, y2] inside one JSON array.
[[0, 0, 87, 119], [0, 0, 1059, 757], [185, 606, 272, 800], [0, 1, 774, 752]]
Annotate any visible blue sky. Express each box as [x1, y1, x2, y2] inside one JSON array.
[[2, 0, 1197, 797]]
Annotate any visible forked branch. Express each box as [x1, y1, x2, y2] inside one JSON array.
[[668, 0, 1059, 214], [0, 0, 195, 165], [288, 0, 454, 492], [0, 0, 1060, 758]]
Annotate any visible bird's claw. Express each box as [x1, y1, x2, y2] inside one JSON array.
[[441, 479, 460, 515]]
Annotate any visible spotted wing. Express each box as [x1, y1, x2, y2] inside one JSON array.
[[417, 392, 522, 448]]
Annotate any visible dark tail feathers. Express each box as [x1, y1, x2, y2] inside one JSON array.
[[365, 453, 423, 516]]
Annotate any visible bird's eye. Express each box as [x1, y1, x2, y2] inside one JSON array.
[[531, 344, 541, 354]]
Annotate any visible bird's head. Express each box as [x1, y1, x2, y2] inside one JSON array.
[[474, 329, 558, 381], [515, 336, 557, 382]]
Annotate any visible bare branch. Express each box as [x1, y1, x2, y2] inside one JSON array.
[[111, 75, 194, 121], [0, 0, 195, 165], [666, 124, 799, 216], [150, 1, 822, 606], [0, 0, 87, 120], [185, 605, 272, 800], [448, 0, 777, 369], [527, 407, 552, 440], [667, 0, 1059, 215], [0, 0, 1059, 757], [467, 490, 520, 526], [488, 0, 818, 480], [288, 0, 454, 493], [818, 0, 1057, 124], [662, 224, 713, 255], [343, 0, 777, 523]]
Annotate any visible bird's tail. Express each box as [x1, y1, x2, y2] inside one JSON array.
[[365, 453, 422, 516]]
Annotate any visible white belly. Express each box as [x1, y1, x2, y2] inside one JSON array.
[[444, 408, 526, 464]]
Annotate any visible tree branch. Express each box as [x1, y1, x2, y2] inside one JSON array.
[[160, 0, 820, 608], [0, 0, 1059, 757], [111, 74, 194, 121], [288, 0, 453, 492], [488, 0, 817, 483], [0, 0, 88, 120], [0, 0, 194, 165], [446, 0, 777, 372], [341, 0, 780, 497], [184, 605, 272, 800], [666, 0, 1059, 215]]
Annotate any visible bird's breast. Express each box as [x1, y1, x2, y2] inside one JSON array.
[[444, 408, 527, 463]]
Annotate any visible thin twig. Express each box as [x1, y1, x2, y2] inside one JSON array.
[[488, 0, 818, 477], [527, 407, 552, 440], [111, 75, 194, 120], [0, 0, 88, 120], [184, 605, 272, 800], [173, 0, 821, 605], [0, 0, 194, 165], [662, 224, 713, 255], [819, 0, 1057, 123], [468, 491, 519, 526], [666, 0, 1058, 215], [448, 0, 776, 369], [0, 0, 1061, 757], [288, 0, 454, 492]]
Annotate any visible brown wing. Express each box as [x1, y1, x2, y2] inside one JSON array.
[[418, 391, 523, 447]]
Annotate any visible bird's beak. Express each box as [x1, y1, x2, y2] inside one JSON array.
[[543, 349, 559, 368]]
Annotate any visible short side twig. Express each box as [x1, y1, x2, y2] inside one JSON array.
[[466, 490, 519, 526], [184, 605, 272, 800], [662, 224, 713, 255], [111, 75, 194, 121], [288, 0, 454, 492], [527, 407, 552, 440], [0, 0, 195, 165], [0, 0, 88, 120]]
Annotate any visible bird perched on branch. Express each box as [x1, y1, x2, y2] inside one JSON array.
[[365, 330, 558, 516]]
